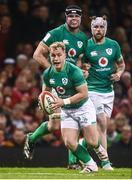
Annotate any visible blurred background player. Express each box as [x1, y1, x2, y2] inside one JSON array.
[[71, 16, 125, 169], [33, 5, 88, 68]]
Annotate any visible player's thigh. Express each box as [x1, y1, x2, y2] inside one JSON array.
[[82, 123, 98, 147], [89, 92, 104, 115], [104, 92, 114, 118], [76, 98, 96, 128], [77, 98, 98, 147], [61, 108, 79, 130], [97, 92, 114, 130], [89, 91, 114, 117], [61, 109, 79, 149]]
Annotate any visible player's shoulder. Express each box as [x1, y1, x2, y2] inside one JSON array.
[[79, 30, 87, 37], [105, 37, 120, 46], [66, 61, 82, 73], [49, 24, 65, 35], [78, 30, 88, 40], [87, 37, 93, 43], [43, 66, 53, 77], [87, 37, 95, 47]]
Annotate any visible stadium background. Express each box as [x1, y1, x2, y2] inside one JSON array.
[[0, 0, 131, 168]]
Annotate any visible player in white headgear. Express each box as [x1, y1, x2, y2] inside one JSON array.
[[91, 15, 107, 42], [83, 16, 125, 170]]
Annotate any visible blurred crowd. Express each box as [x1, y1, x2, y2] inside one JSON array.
[[0, 0, 132, 149]]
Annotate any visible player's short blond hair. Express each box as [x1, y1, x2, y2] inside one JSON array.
[[49, 42, 66, 52]]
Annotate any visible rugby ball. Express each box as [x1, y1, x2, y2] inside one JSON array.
[[38, 91, 56, 114]]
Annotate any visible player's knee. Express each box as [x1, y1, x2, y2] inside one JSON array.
[[64, 139, 77, 151], [88, 138, 98, 147]]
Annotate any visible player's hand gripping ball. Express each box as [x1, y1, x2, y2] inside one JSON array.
[[38, 91, 56, 115]]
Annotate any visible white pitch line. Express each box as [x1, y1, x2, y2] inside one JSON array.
[[0, 172, 93, 176]]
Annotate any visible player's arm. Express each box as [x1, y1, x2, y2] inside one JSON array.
[[51, 65, 88, 110], [67, 83, 88, 104], [111, 56, 125, 81], [81, 63, 91, 79], [42, 83, 51, 91], [33, 42, 50, 69], [80, 41, 91, 78], [111, 41, 125, 81], [51, 83, 88, 110]]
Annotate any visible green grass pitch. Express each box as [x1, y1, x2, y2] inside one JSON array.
[[0, 168, 131, 179]]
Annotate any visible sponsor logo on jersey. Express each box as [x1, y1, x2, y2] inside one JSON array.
[[90, 51, 97, 56], [56, 86, 65, 95], [62, 78, 68, 85], [96, 67, 111, 72], [49, 78, 55, 84], [98, 57, 108, 67], [43, 33, 51, 42], [77, 41, 83, 48], [63, 40, 69, 45], [106, 48, 112, 55], [68, 48, 76, 57]]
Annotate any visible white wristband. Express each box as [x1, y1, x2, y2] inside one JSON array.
[[63, 98, 71, 105]]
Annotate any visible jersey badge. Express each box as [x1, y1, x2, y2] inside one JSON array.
[[56, 86, 65, 95], [63, 40, 69, 45], [99, 57, 108, 67], [90, 51, 97, 56], [68, 48, 76, 57], [77, 41, 83, 48], [62, 78, 68, 85], [106, 48, 112, 55]]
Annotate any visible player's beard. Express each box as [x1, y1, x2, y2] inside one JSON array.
[[94, 33, 104, 43]]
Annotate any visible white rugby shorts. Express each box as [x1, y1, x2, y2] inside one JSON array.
[[61, 98, 96, 129], [88, 91, 114, 118]]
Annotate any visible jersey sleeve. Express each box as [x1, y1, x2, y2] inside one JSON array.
[[42, 69, 51, 88], [72, 67, 87, 87], [42, 32, 54, 47], [114, 41, 123, 62]]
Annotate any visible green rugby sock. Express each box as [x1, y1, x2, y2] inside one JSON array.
[[29, 121, 50, 143], [73, 144, 91, 163], [68, 138, 88, 165], [68, 149, 77, 165]]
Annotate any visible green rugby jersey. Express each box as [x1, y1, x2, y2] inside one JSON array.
[[85, 37, 123, 93], [43, 61, 88, 109], [42, 24, 88, 65]]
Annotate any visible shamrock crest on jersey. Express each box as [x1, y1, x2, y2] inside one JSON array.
[[106, 48, 112, 55], [77, 41, 83, 48], [62, 78, 68, 85]]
